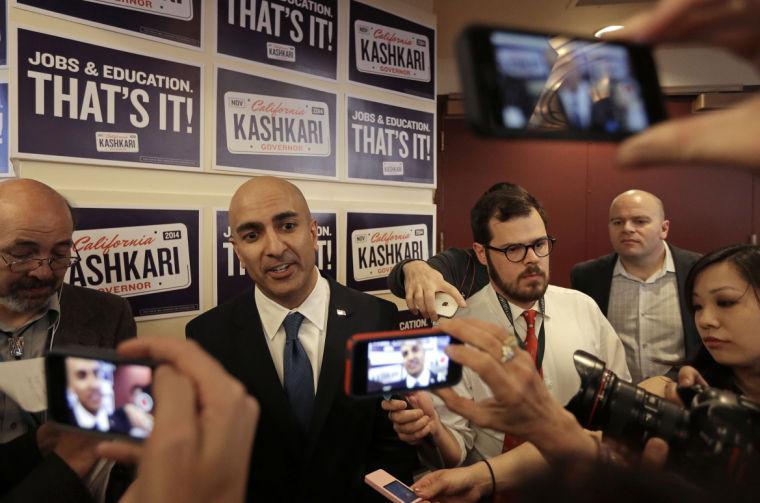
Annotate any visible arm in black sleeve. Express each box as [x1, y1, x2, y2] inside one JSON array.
[[0, 453, 93, 503], [386, 248, 476, 299]]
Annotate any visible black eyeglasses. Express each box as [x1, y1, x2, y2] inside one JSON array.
[[484, 236, 556, 263], [1, 249, 81, 273]]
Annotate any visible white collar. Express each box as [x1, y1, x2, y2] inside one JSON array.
[[72, 401, 110, 432], [405, 369, 431, 388], [256, 269, 329, 341], [613, 242, 675, 283], [487, 283, 550, 320]]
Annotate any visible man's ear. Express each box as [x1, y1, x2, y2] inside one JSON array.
[[660, 219, 670, 240], [473, 242, 488, 266], [310, 218, 318, 251]]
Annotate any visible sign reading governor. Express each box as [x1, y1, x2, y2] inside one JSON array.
[[224, 91, 331, 156], [66, 223, 192, 297], [354, 20, 430, 82], [351, 223, 428, 282]]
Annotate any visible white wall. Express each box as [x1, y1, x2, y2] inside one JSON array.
[[6, 0, 437, 339]]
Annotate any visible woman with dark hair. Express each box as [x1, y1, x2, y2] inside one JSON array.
[[642, 244, 760, 401]]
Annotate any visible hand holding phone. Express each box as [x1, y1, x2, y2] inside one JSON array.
[[345, 327, 462, 397], [46, 347, 155, 441]]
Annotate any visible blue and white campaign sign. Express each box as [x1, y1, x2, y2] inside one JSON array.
[[0, 83, 9, 177], [218, 0, 337, 80], [347, 96, 434, 185], [346, 211, 433, 293], [214, 209, 338, 306], [65, 207, 202, 320], [16, 0, 202, 48], [349, 0, 435, 100], [215, 67, 336, 177], [16, 29, 201, 171]]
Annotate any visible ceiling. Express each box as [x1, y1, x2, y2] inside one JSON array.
[[433, 0, 656, 58]]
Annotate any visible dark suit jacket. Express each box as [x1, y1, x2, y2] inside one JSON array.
[[0, 284, 136, 503], [570, 243, 701, 359], [186, 277, 417, 502]]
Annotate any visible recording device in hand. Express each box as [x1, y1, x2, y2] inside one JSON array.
[[457, 25, 667, 141], [565, 350, 760, 487], [46, 347, 156, 441], [345, 327, 462, 397]]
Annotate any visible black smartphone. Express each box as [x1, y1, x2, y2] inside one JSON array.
[[46, 347, 155, 441], [457, 25, 667, 141], [345, 327, 462, 397]]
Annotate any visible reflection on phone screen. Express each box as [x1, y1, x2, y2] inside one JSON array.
[[366, 336, 451, 393], [490, 31, 650, 134], [64, 357, 154, 438]]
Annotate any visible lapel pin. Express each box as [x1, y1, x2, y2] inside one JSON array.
[[336, 309, 347, 316]]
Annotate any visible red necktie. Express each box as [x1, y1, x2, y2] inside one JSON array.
[[522, 309, 541, 376], [501, 309, 541, 454]]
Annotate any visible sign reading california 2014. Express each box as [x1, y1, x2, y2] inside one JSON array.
[[216, 67, 336, 177], [16, 0, 202, 48], [17, 29, 201, 170], [349, 0, 435, 99], [66, 207, 201, 320]]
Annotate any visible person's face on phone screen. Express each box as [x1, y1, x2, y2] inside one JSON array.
[[66, 358, 104, 415], [401, 341, 425, 378]]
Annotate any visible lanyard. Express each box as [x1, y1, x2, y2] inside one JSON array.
[[497, 294, 546, 370]]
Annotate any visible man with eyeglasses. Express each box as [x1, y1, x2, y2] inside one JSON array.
[[0, 179, 135, 501], [383, 186, 629, 467]]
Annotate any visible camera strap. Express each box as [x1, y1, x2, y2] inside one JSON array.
[[497, 294, 546, 371]]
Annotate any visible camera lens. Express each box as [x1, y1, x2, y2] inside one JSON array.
[[566, 350, 689, 445]]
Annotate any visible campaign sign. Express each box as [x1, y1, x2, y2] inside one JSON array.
[[218, 0, 337, 79], [0, 83, 9, 177], [214, 209, 338, 306], [16, 0, 202, 48], [397, 309, 431, 331], [347, 97, 434, 185], [17, 29, 201, 170], [216, 67, 336, 177], [349, 1, 435, 100], [66, 208, 201, 320], [346, 212, 433, 293]]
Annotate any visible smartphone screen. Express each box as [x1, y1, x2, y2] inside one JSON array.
[[458, 25, 666, 140], [47, 351, 155, 440], [346, 329, 462, 397]]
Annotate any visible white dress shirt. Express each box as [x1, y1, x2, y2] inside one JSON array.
[[406, 369, 433, 388], [437, 283, 630, 466], [72, 402, 110, 432], [607, 243, 684, 384], [256, 270, 330, 392]]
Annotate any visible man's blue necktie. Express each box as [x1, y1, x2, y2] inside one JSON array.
[[282, 312, 314, 432]]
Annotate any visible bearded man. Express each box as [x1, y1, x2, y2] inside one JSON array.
[[383, 187, 630, 467]]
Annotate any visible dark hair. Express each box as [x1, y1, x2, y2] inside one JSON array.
[[684, 244, 760, 390], [470, 185, 548, 245]]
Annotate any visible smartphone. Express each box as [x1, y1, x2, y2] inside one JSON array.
[[46, 347, 155, 441], [457, 25, 667, 141], [365, 469, 421, 503], [345, 327, 462, 397]]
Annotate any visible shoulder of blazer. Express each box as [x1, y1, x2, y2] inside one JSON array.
[[571, 253, 617, 282], [186, 287, 255, 335]]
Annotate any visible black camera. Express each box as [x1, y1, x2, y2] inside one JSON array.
[[565, 350, 760, 486]]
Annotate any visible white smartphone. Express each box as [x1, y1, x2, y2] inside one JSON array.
[[364, 469, 422, 503], [434, 292, 459, 318]]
